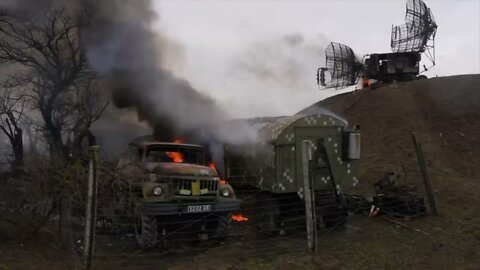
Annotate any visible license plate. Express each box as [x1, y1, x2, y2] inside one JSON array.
[[187, 205, 211, 213]]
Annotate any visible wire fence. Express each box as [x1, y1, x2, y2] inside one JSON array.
[[0, 143, 437, 270], [61, 146, 432, 269]]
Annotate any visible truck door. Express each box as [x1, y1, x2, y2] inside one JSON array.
[[295, 127, 339, 192]]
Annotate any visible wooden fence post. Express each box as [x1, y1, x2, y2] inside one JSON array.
[[302, 140, 316, 251], [84, 146, 100, 270], [411, 133, 439, 216]]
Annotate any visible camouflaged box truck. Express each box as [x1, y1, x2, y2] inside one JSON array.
[[118, 136, 240, 247], [224, 114, 360, 230]]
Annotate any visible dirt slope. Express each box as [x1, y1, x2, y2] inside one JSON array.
[[295, 74, 480, 268], [301, 74, 480, 186]]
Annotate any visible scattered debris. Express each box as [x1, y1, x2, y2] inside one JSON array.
[[373, 172, 427, 219], [382, 217, 430, 236], [347, 172, 427, 220]]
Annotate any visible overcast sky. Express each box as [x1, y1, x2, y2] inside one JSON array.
[[152, 0, 480, 118]]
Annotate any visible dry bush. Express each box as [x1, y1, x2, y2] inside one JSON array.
[[0, 154, 136, 240]]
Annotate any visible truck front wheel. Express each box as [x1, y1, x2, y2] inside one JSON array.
[[213, 212, 232, 240], [135, 214, 158, 248]]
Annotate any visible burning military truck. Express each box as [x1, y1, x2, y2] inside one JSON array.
[[117, 136, 240, 247], [223, 114, 360, 231]]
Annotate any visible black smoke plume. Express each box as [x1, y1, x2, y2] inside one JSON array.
[[3, 0, 257, 147]]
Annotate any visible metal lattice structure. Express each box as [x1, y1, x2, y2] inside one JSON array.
[[391, 0, 437, 64], [320, 42, 362, 89], [317, 0, 438, 90]]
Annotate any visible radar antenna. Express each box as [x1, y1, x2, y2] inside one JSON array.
[[391, 0, 437, 69], [317, 42, 362, 89], [316, 0, 438, 90]]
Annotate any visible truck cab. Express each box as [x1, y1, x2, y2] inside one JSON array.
[[119, 136, 240, 247]]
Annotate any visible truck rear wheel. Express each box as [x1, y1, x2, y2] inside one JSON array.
[[135, 214, 158, 248], [316, 191, 348, 228], [321, 207, 348, 228], [400, 74, 416, 82], [256, 193, 280, 233]]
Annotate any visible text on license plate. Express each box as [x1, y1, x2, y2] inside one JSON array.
[[187, 205, 211, 213]]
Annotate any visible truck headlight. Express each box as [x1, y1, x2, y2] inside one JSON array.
[[221, 188, 230, 197], [153, 186, 163, 196]]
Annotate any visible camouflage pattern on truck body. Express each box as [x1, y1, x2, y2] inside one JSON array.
[[225, 114, 360, 196]]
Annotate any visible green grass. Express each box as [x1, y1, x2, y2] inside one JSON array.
[[237, 169, 480, 270], [0, 263, 11, 270]]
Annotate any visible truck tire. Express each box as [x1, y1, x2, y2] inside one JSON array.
[[213, 212, 232, 240], [416, 75, 428, 80], [316, 191, 348, 228], [400, 74, 416, 82], [321, 207, 348, 228], [135, 215, 158, 248], [256, 193, 280, 233]]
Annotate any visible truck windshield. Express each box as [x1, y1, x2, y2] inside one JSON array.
[[143, 145, 204, 165]]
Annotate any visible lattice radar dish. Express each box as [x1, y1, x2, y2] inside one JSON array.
[[317, 42, 362, 89], [391, 0, 437, 64], [316, 0, 437, 90]]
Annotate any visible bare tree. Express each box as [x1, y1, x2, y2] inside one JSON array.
[[64, 75, 108, 158], [0, 8, 103, 159], [0, 86, 25, 170], [22, 114, 42, 155]]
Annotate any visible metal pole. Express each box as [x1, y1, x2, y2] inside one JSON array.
[[310, 159, 318, 252], [301, 140, 315, 251], [411, 133, 439, 216], [309, 146, 318, 252], [84, 146, 100, 270]]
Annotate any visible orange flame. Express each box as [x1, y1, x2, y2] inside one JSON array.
[[232, 214, 249, 222], [166, 138, 184, 163], [209, 161, 216, 169], [209, 162, 228, 184], [166, 151, 184, 163]]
